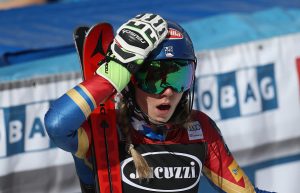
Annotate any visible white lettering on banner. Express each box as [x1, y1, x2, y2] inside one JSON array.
[[260, 77, 275, 100], [194, 63, 278, 120], [0, 110, 7, 157], [9, 120, 23, 143], [220, 85, 236, 109], [0, 102, 55, 158], [198, 76, 221, 119], [25, 103, 50, 151], [237, 68, 262, 115]]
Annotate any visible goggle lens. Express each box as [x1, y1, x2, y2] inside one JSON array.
[[135, 60, 195, 94]]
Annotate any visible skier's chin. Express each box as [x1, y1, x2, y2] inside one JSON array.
[[148, 115, 169, 125]]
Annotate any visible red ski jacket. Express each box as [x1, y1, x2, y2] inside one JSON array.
[[45, 74, 256, 193]]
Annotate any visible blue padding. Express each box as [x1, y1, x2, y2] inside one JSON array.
[[4, 46, 75, 65], [0, 52, 80, 82], [182, 7, 300, 51]]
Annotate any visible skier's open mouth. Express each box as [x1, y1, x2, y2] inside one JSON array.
[[157, 104, 171, 110]]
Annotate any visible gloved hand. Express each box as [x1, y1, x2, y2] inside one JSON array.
[[97, 13, 168, 92]]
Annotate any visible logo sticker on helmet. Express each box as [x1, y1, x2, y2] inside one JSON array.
[[164, 46, 174, 57], [166, 28, 183, 40]]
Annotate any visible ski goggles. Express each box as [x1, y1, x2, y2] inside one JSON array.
[[134, 60, 195, 94]]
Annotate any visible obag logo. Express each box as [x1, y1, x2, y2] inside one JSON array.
[[121, 151, 202, 192], [194, 63, 278, 120]]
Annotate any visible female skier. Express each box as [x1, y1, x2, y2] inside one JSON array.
[[45, 13, 273, 193]]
